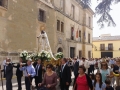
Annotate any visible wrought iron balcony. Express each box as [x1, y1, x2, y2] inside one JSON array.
[[71, 36, 74, 40], [100, 47, 113, 51]]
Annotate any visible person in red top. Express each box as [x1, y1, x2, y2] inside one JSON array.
[[73, 65, 93, 90]]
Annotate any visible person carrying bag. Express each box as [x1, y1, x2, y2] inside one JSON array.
[[38, 64, 57, 90]]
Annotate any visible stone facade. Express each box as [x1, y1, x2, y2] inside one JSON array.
[[53, 0, 94, 58], [0, 0, 93, 62]]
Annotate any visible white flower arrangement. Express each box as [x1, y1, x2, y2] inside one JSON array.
[[55, 52, 63, 59], [26, 55, 31, 60], [30, 53, 39, 60], [38, 50, 51, 61], [20, 50, 28, 62], [20, 50, 28, 57]]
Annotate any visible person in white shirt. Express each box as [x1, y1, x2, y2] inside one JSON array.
[[79, 57, 90, 74], [98, 58, 102, 69], [88, 58, 95, 75]]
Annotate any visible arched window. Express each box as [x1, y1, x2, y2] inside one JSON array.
[[57, 47, 63, 52]]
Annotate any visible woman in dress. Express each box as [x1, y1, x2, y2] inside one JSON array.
[[73, 65, 93, 90], [38, 64, 57, 90]]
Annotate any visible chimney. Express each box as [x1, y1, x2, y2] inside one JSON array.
[[98, 36, 101, 40]]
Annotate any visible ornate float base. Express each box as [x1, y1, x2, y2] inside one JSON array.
[[42, 58, 62, 66]]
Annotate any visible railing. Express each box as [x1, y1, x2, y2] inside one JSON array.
[[108, 47, 113, 51], [71, 36, 74, 40], [100, 47, 113, 51], [100, 47, 105, 51]]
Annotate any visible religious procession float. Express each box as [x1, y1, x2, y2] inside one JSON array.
[[19, 26, 63, 66]]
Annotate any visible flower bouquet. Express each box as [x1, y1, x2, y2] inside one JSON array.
[[55, 52, 63, 60], [29, 53, 39, 61], [20, 50, 28, 63], [38, 50, 51, 61]]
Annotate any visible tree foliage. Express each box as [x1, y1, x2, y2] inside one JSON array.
[[80, 0, 120, 28]]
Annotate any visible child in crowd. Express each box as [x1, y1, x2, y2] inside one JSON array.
[[105, 79, 114, 90], [94, 73, 106, 90], [90, 74, 95, 85]]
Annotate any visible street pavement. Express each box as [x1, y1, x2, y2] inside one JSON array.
[[0, 73, 74, 90], [0, 70, 99, 90]]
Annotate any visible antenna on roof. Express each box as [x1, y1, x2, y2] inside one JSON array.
[[98, 36, 101, 40]]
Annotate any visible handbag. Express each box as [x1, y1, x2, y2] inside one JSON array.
[[37, 86, 49, 90]]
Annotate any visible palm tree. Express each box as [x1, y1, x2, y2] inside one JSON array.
[[79, 0, 120, 28]]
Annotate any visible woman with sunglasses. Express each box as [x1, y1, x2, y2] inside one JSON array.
[[98, 61, 113, 82], [38, 64, 57, 90]]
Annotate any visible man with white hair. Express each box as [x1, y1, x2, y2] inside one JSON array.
[[20, 58, 36, 90], [1, 58, 13, 90]]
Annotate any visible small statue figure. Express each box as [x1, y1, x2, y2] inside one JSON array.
[[37, 26, 56, 60]]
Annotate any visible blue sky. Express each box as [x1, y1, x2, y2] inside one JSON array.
[[92, 1, 120, 37]]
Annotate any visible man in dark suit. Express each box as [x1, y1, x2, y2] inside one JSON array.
[[73, 58, 79, 76], [59, 58, 71, 90], [34, 59, 42, 88], [4, 58, 13, 90], [13, 58, 23, 90]]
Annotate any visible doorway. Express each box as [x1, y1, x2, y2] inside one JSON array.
[[79, 51, 82, 58], [101, 52, 113, 58], [70, 47, 75, 58], [57, 47, 63, 52]]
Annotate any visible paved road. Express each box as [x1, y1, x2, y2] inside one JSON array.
[[0, 70, 99, 90], [0, 73, 74, 90], [0, 69, 100, 90]]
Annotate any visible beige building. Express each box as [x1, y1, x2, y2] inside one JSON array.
[[53, 0, 94, 58], [0, 0, 93, 61], [93, 34, 120, 58]]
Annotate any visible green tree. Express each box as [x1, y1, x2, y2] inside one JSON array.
[[80, 0, 119, 28]]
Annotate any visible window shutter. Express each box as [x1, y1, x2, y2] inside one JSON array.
[[44, 11, 46, 22]]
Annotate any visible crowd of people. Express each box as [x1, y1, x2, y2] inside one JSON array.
[[1, 57, 120, 90]]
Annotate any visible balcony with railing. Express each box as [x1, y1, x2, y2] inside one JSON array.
[[71, 36, 74, 40], [100, 47, 113, 51], [100, 47, 105, 51], [108, 47, 113, 51]]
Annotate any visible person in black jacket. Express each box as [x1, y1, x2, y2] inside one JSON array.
[[73, 58, 79, 77], [59, 58, 71, 90], [13, 58, 23, 90], [34, 59, 42, 88], [1, 58, 13, 90], [73, 65, 93, 90], [113, 59, 120, 86]]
